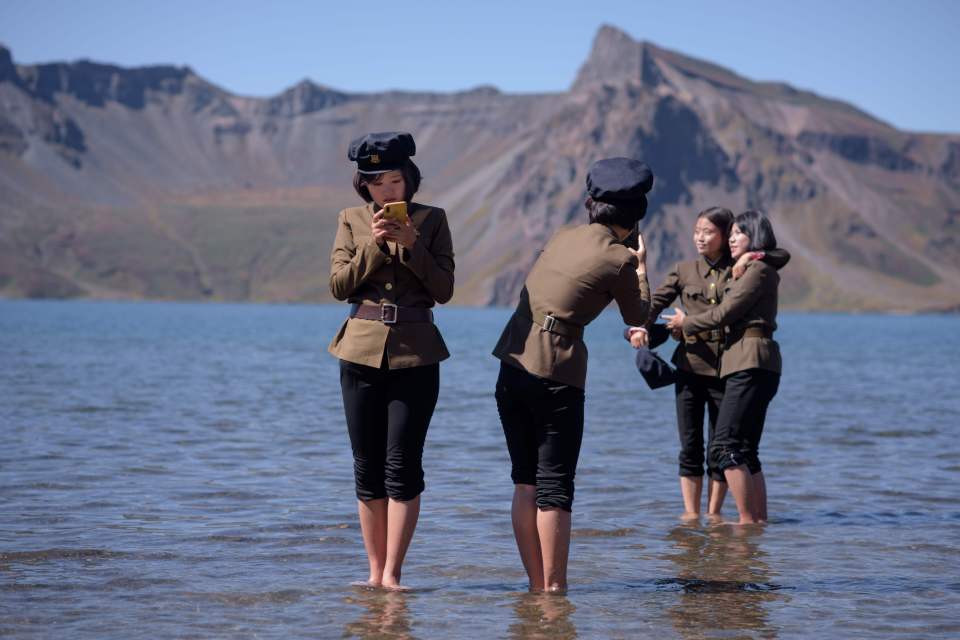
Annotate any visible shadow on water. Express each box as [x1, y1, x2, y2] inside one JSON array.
[[658, 522, 788, 639], [508, 592, 577, 640]]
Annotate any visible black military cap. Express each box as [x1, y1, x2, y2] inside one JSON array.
[[635, 347, 677, 390], [647, 323, 671, 349], [348, 131, 416, 174], [586, 157, 654, 204]]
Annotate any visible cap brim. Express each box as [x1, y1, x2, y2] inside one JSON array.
[[357, 161, 405, 175]]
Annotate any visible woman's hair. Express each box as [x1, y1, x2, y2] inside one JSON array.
[[353, 159, 422, 203], [696, 206, 734, 237], [584, 195, 648, 229], [734, 210, 777, 251]]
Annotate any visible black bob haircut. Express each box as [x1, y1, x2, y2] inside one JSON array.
[[696, 206, 734, 236], [353, 159, 422, 203], [584, 195, 648, 229], [734, 210, 777, 252]]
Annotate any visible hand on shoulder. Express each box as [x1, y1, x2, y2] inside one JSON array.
[[732, 251, 766, 279]]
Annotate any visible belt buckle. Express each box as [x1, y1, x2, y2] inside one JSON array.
[[381, 303, 398, 324], [542, 314, 557, 332], [710, 329, 722, 342]]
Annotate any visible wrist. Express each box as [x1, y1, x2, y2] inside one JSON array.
[[404, 228, 420, 249]]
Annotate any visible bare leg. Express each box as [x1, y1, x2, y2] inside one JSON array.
[[723, 465, 760, 524], [511, 485, 545, 591], [537, 507, 572, 593], [752, 471, 768, 522], [357, 498, 388, 585], [381, 495, 421, 589], [679, 476, 703, 519], [707, 478, 727, 516]]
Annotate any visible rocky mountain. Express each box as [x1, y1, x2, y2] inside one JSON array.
[[2, 26, 959, 311]]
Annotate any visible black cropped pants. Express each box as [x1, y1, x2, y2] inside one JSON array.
[[495, 362, 585, 512], [339, 359, 439, 502], [710, 368, 780, 475], [675, 369, 726, 480]]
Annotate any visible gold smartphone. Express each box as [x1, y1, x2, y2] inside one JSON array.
[[382, 201, 409, 224]]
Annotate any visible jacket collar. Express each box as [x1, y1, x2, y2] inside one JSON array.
[[590, 222, 624, 243], [698, 253, 732, 279]]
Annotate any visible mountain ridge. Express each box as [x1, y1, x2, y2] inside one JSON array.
[[1, 27, 958, 312]]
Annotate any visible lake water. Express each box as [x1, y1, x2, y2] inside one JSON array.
[[2, 300, 959, 638]]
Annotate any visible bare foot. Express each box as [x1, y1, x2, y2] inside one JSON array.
[[350, 580, 381, 590], [725, 518, 764, 528], [679, 511, 701, 521], [382, 581, 412, 592]]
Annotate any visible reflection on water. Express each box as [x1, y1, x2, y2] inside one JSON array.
[[344, 590, 416, 640], [661, 523, 786, 639], [509, 593, 577, 640]]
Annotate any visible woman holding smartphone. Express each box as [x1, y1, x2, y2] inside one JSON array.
[[625, 208, 789, 520], [329, 131, 454, 589], [493, 157, 654, 592], [664, 210, 782, 525]]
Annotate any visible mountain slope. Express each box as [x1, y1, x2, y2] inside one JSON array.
[[1, 27, 958, 312]]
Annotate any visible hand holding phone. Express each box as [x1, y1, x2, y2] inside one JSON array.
[[382, 201, 409, 224]]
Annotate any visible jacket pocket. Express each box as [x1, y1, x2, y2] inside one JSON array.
[[682, 286, 705, 301]]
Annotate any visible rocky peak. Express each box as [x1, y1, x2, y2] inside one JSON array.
[[14, 58, 193, 109], [0, 44, 21, 85], [262, 79, 351, 117], [571, 25, 662, 92]]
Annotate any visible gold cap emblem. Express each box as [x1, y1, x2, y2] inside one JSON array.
[[370, 154, 380, 164]]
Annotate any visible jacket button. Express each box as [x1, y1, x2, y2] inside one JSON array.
[[386, 257, 393, 264], [385, 283, 393, 291]]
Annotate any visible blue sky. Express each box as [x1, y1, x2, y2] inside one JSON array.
[[1, 0, 957, 133]]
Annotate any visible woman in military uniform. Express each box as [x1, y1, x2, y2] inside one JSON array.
[[626, 207, 789, 520], [664, 210, 782, 525], [329, 131, 454, 589], [493, 157, 654, 592]]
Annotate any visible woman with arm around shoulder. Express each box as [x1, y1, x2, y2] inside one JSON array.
[[493, 157, 654, 592], [665, 210, 782, 525], [625, 208, 789, 520], [328, 131, 454, 589]]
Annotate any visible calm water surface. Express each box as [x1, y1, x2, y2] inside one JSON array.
[[2, 300, 959, 638]]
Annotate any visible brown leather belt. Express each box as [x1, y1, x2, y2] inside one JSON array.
[[525, 310, 584, 339], [350, 303, 433, 325], [696, 329, 723, 343], [727, 326, 774, 343]]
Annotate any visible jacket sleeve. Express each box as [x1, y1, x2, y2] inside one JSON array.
[[611, 257, 651, 327], [682, 262, 770, 334], [762, 248, 791, 270], [399, 208, 455, 304], [623, 263, 680, 341], [647, 264, 682, 327], [329, 210, 388, 301]]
